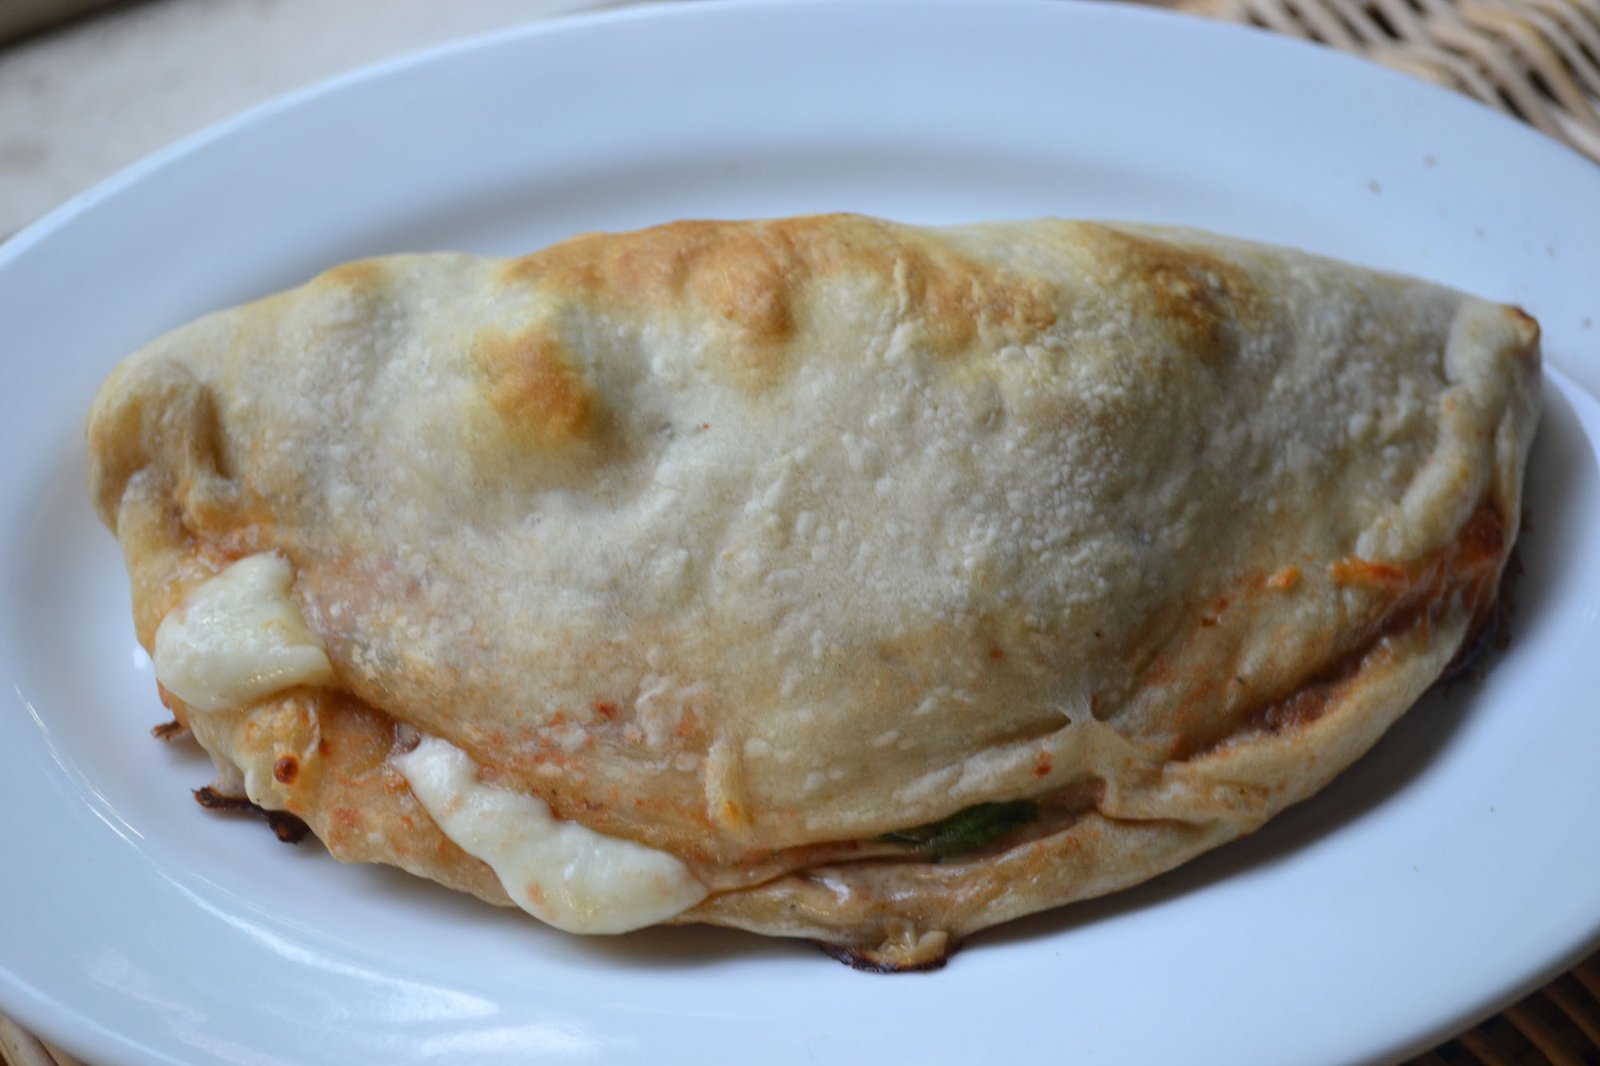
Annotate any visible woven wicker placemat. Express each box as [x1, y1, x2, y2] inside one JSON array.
[[1179, 0, 1600, 163], [0, 1015, 80, 1066], [3, 1, 1598, 1063]]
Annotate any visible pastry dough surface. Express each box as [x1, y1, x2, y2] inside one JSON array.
[[87, 215, 1540, 967]]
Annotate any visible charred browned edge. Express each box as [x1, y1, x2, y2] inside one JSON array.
[[193, 785, 310, 844], [1440, 537, 1523, 685], [1079, 227, 1264, 364], [1438, 580, 1504, 685], [816, 940, 952, 973], [1508, 305, 1541, 345], [150, 719, 187, 741], [498, 215, 1060, 368], [1223, 502, 1510, 749]]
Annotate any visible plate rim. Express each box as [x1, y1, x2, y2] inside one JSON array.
[[3, 2, 1600, 1064]]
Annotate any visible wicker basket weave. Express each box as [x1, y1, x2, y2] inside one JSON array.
[[1180, 0, 1600, 163], [0, 1016, 79, 1066]]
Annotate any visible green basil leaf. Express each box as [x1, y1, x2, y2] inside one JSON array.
[[877, 800, 1039, 854]]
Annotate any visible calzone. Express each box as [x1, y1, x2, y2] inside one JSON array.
[[87, 215, 1540, 969]]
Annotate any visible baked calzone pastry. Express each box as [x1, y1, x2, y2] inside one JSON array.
[[87, 215, 1540, 969]]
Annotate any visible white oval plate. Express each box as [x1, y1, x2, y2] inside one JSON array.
[[3, 2, 1600, 1063]]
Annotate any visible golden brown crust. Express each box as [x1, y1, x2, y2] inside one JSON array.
[[87, 215, 1541, 964], [474, 324, 597, 447], [503, 216, 1062, 367]]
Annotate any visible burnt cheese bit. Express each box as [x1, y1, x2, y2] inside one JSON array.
[[192, 785, 311, 844]]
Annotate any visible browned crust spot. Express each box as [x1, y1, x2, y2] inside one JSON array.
[[1507, 305, 1542, 353], [497, 215, 1060, 385], [273, 754, 300, 784], [318, 258, 389, 292], [1081, 227, 1262, 362], [473, 325, 594, 446]]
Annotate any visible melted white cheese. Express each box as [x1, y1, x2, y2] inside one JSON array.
[[152, 553, 334, 713], [391, 736, 708, 934]]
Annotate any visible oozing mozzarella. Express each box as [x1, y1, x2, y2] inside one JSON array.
[[392, 736, 708, 934], [152, 553, 334, 713]]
